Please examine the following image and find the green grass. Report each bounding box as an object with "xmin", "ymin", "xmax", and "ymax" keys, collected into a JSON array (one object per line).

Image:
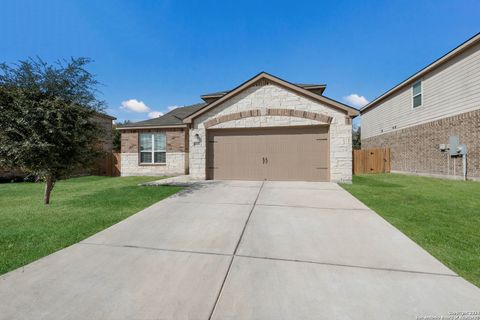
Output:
[
  {"xmin": 0, "ymin": 176, "xmax": 182, "ymax": 275},
  {"xmin": 341, "ymin": 174, "xmax": 480, "ymax": 287}
]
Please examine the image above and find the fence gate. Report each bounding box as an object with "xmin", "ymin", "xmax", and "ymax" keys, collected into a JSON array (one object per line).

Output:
[{"xmin": 353, "ymin": 148, "xmax": 391, "ymax": 175}]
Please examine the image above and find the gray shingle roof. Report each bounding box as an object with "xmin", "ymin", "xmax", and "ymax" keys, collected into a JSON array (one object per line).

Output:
[{"xmin": 119, "ymin": 103, "xmax": 206, "ymax": 128}]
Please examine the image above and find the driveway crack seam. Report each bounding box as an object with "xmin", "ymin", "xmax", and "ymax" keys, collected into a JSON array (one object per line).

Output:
[
  {"xmin": 235, "ymin": 254, "xmax": 459, "ymax": 278},
  {"xmin": 79, "ymin": 242, "xmax": 232, "ymax": 257},
  {"xmin": 207, "ymin": 180, "xmax": 265, "ymax": 320},
  {"xmin": 256, "ymin": 203, "xmax": 372, "ymax": 211}
]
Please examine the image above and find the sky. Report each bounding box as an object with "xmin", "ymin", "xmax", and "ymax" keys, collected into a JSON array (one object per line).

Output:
[{"xmin": 1, "ymin": 0, "xmax": 479, "ymax": 124}]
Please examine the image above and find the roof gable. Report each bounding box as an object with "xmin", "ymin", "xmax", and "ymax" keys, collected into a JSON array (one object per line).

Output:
[{"xmin": 184, "ymin": 72, "xmax": 358, "ymax": 123}]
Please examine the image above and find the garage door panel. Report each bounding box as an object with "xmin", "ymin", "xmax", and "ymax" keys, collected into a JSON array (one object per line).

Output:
[
  {"xmin": 264, "ymin": 128, "xmax": 329, "ymax": 181},
  {"xmin": 207, "ymin": 126, "xmax": 329, "ymax": 181},
  {"xmin": 208, "ymin": 133, "xmax": 266, "ymax": 180}
]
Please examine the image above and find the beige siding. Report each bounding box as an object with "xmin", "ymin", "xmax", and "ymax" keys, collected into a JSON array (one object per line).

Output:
[{"xmin": 362, "ymin": 42, "xmax": 480, "ymax": 139}]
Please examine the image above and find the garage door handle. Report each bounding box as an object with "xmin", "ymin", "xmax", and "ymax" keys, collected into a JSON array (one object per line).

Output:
[
  {"xmin": 262, "ymin": 157, "xmax": 265, "ymax": 164},
  {"xmin": 265, "ymin": 157, "xmax": 268, "ymax": 164}
]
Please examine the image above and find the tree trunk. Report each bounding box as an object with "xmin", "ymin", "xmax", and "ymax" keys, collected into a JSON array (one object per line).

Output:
[{"xmin": 44, "ymin": 176, "xmax": 55, "ymax": 205}]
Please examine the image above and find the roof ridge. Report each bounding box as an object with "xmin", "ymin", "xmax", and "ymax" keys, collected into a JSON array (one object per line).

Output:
[
  {"xmin": 201, "ymin": 83, "xmax": 326, "ymax": 98},
  {"xmin": 118, "ymin": 102, "xmax": 207, "ymax": 129},
  {"xmin": 361, "ymin": 32, "xmax": 480, "ymax": 113}
]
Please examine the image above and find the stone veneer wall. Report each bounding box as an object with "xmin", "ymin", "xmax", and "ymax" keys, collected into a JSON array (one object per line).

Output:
[
  {"xmin": 189, "ymin": 81, "xmax": 353, "ymax": 182},
  {"xmin": 362, "ymin": 109, "xmax": 480, "ymax": 179},
  {"xmin": 120, "ymin": 128, "xmax": 188, "ymax": 176},
  {"xmin": 121, "ymin": 152, "xmax": 186, "ymax": 176}
]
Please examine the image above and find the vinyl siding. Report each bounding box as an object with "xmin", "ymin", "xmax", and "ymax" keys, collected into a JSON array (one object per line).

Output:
[{"xmin": 362, "ymin": 41, "xmax": 480, "ymax": 139}]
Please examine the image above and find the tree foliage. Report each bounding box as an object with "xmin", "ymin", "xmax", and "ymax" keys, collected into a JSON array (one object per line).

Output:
[
  {"xmin": 352, "ymin": 126, "xmax": 361, "ymax": 150},
  {"xmin": 0, "ymin": 57, "xmax": 105, "ymax": 204},
  {"xmin": 112, "ymin": 120, "xmax": 131, "ymax": 152}
]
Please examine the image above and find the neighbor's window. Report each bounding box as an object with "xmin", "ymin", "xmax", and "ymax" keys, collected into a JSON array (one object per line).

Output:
[
  {"xmin": 140, "ymin": 133, "xmax": 166, "ymax": 164},
  {"xmin": 412, "ymin": 81, "xmax": 422, "ymax": 108}
]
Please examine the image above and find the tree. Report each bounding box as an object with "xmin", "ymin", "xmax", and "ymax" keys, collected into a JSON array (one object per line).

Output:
[
  {"xmin": 0, "ymin": 58, "xmax": 105, "ymax": 204},
  {"xmin": 352, "ymin": 126, "xmax": 361, "ymax": 150},
  {"xmin": 112, "ymin": 120, "xmax": 131, "ymax": 152}
]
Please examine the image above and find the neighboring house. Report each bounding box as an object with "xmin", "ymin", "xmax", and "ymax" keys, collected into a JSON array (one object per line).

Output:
[
  {"xmin": 90, "ymin": 112, "xmax": 116, "ymax": 176},
  {"xmin": 0, "ymin": 112, "xmax": 116, "ymax": 179},
  {"xmin": 118, "ymin": 72, "xmax": 358, "ymax": 182},
  {"xmin": 361, "ymin": 33, "xmax": 480, "ymax": 179}
]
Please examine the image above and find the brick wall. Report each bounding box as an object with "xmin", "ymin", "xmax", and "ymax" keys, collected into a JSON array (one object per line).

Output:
[
  {"xmin": 362, "ymin": 109, "xmax": 480, "ymax": 179},
  {"xmin": 121, "ymin": 131, "xmax": 138, "ymax": 153},
  {"xmin": 121, "ymin": 129, "xmax": 186, "ymax": 153},
  {"xmin": 166, "ymin": 130, "xmax": 187, "ymax": 152},
  {"xmin": 94, "ymin": 114, "xmax": 114, "ymax": 152}
]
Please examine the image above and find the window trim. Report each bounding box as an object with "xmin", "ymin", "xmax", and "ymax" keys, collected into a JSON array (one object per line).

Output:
[
  {"xmin": 139, "ymin": 133, "xmax": 166, "ymax": 165},
  {"xmin": 411, "ymin": 80, "xmax": 423, "ymax": 109}
]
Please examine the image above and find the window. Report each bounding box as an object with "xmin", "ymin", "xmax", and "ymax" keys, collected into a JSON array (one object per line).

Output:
[
  {"xmin": 412, "ymin": 81, "xmax": 422, "ymax": 108},
  {"xmin": 140, "ymin": 133, "xmax": 166, "ymax": 164}
]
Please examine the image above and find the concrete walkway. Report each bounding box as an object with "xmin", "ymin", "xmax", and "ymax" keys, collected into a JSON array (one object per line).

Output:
[{"xmin": 0, "ymin": 181, "xmax": 479, "ymax": 319}]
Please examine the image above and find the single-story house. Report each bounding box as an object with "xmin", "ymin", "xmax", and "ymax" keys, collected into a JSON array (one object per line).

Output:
[
  {"xmin": 118, "ymin": 72, "xmax": 359, "ymax": 182},
  {"xmin": 361, "ymin": 33, "xmax": 480, "ymax": 179}
]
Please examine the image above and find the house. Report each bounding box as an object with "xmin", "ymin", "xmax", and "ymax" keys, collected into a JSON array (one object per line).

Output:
[
  {"xmin": 361, "ymin": 33, "xmax": 480, "ymax": 179},
  {"xmin": 118, "ymin": 72, "xmax": 359, "ymax": 182}
]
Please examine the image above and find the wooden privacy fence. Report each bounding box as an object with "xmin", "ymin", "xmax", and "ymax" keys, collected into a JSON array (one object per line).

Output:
[
  {"xmin": 92, "ymin": 152, "xmax": 121, "ymax": 176},
  {"xmin": 111, "ymin": 152, "xmax": 121, "ymax": 176},
  {"xmin": 1, "ymin": 152, "xmax": 122, "ymax": 178},
  {"xmin": 353, "ymin": 148, "xmax": 391, "ymax": 175}
]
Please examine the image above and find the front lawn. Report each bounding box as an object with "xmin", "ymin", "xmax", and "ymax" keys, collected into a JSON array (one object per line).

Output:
[
  {"xmin": 0, "ymin": 176, "xmax": 182, "ymax": 275},
  {"xmin": 341, "ymin": 174, "xmax": 480, "ymax": 287}
]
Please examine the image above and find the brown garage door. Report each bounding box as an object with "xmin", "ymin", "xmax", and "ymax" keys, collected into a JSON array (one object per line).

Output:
[{"xmin": 206, "ymin": 126, "xmax": 329, "ymax": 181}]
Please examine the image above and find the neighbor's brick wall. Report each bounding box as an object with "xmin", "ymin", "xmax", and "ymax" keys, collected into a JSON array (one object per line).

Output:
[
  {"xmin": 1, "ymin": 113, "xmax": 115, "ymax": 178},
  {"xmin": 189, "ymin": 81, "xmax": 353, "ymax": 182},
  {"xmin": 94, "ymin": 114, "xmax": 114, "ymax": 152},
  {"xmin": 120, "ymin": 128, "xmax": 188, "ymax": 176},
  {"xmin": 362, "ymin": 109, "xmax": 480, "ymax": 179}
]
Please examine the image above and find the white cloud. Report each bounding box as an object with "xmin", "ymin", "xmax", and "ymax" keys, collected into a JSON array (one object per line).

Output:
[
  {"xmin": 148, "ymin": 111, "xmax": 164, "ymax": 119},
  {"xmin": 343, "ymin": 94, "xmax": 369, "ymax": 108},
  {"xmin": 120, "ymin": 99, "xmax": 150, "ymax": 113},
  {"xmin": 167, "ymin": 105, "xmax": 182, "ymax": 111}
]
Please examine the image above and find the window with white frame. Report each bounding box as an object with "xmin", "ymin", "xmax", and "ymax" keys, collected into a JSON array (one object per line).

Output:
[
  {"xmin": 139, "ymin": 133, "xmax": 166, "ymax": 164},
  {"xmin": 412, "ymin": 81, "xmax": 422, "ymax": 108}
]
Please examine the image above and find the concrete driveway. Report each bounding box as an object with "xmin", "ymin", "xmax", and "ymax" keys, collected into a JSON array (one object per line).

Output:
[{"xmin": 1, "ymin": 181, "xmax": 479, "ymax": 319}]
